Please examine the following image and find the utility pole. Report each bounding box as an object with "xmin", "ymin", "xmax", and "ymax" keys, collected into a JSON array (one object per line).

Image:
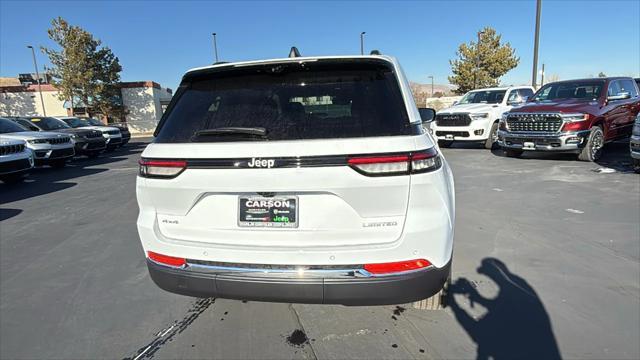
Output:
[
  {"xmin": 540, "ymin": 63, "xmax": 545, "ymax": 86},
  {"xmin": 428, "ymin": 76, "xmax": 434, "ymax": 98},
  {"xmin": 212, "ymin": 33, "xmax": 219, "ymax": 63},
  {"xmin": 27, "ymin": 46, "xmax": 46, "ymax": 116},
  {"xmin": 360, "ymin": 32, "xmax": 366, "ymax": 55},
  {"xmin": 532, "ymin": 0, "xmax": 542, "ymax": 88}
]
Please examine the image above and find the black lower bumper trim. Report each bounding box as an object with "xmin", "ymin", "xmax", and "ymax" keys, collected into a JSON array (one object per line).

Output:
[{"xmin": 146, "ymin": 259, "xmax": 451, "ymax": 305}]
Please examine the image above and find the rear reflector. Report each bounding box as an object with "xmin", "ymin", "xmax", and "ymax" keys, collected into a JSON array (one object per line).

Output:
[
  {"xmin": 139, "ymin": 159, "xmax": 186, "ymax": 178},
  {"xmin": 147, "ymin": 251, "xmax": 186, "ymax": 267},
  {"xmin": 348, "ymin": 148, "xmax": 440, "ymax": 176},
  {"xmin": 364, "ymin": 259, "xmax": 432, "ymax": 275}
]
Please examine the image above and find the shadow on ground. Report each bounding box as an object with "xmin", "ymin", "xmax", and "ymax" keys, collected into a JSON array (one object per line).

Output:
[
  {"xmin": 0, "ymin": 140, "xmax": 148, "ymax": 204},
  {"xmin": 449, "ymin": 258, "xmax": 562, "ymax": 360}
]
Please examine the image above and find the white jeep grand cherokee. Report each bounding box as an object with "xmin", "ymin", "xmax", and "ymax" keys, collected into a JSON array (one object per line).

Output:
[
  {"xmin": 136, "ymin": 53, "xmax": 455, "ymax": 308},
  {"xmin": 432, "ymin": 86, "xmax": 535, "ymax": 149}
]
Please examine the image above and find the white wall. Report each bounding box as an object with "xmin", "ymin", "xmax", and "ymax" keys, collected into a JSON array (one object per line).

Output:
[
  {"xmin": 121, "ymin": 86, "xmax": 172, "ymax": 134},
  {"xmin": 0, "ymin": 90, "xmax": 67, "ymax": 117}
]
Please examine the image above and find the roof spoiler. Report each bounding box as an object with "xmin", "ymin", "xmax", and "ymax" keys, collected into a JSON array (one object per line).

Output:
[{"xmin": 370, "ymin": 50, "xmax": 381, "ymax": 55}]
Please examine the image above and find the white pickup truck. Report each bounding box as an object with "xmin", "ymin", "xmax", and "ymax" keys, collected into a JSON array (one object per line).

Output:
[{"xmin": 432, "ymin": 86, "xmax": 535, "ymax": 149}]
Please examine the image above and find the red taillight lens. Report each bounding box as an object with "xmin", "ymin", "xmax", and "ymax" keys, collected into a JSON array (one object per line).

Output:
[
  {"xmin": 139, "ymin": 159, "xmax": 186, "ymax": 178},
  {"xmin": 364, "ymin": 259, "xmax": 432, "ymax": 275},
  {"xmin": 348, "ymin": 148, "xmax": 440, "ymax": 176},
  {"xmin": 147, "ymin": 251, "xmax": 186, "ymax": 267}
]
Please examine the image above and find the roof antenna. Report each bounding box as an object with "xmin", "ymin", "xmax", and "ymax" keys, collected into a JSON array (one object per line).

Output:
[{"xmin": 289, "ymin": 46, "xmax": 301, "ymax": 58}]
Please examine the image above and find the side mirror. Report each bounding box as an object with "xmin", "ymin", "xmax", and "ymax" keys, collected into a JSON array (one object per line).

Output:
[
  {"xmin": 418, "ymin": 108, "xmax": 436, "ymax": 123},
  {"xmin": 452, "ymin": 101, "xmax": 459, "ymax": 106},
  {"xmin": 607, "ymin": 92, "xmax": 631, "ymax": 101}
]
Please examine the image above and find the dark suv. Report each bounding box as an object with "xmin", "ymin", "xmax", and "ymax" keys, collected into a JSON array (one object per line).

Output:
[
  {"xmin": 498, "ymin": 77, "xmax": 640, "ymax": 161},
  {"xmin": 9, "ymin": 117, "xmax": 106, "ymax": 158}
]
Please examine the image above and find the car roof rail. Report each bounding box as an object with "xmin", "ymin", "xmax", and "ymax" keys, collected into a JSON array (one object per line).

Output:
[
  {"xmin": 289, "ymin": 46, "xmax": 301, "ymax": 58},
  {"xmin": 370, "ymin": 50, "xmax": 382, "ymax": 55}
]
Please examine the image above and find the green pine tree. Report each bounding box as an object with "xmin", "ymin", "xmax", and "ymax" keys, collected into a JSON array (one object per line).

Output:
[{"xmin": 448, "ymin": 27, "xmax": 520, "ymax": 94}]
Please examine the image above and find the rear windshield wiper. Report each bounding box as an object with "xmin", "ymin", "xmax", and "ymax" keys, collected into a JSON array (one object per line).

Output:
[{"xmin": 192, "ymin": 127, "xmax": 268, "ymax": 141}]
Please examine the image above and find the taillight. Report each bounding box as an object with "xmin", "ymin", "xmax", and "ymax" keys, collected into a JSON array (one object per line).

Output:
[
  {"xmin": 348, "ymin": 148, "xmax": 441, "ymax": 176},
  {"xmin": 364, "ymin": 259, "xmax": 432, "ymax": 275},
  {"xmin": 147, "ymin": 251, "xmax": 186, "ymax": 267},
  {"xmin": 139, "ymin": 158, "xmax": 186, "ymax": 178}
]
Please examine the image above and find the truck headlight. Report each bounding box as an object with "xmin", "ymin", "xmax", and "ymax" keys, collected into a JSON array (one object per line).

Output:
[
  {"xmin": 560, "ymin": 113, "xmax": 588, "ymax": 122},
  {"xmin": 470, "ymin": 113, "xmax": 489, "ymax": 120}
]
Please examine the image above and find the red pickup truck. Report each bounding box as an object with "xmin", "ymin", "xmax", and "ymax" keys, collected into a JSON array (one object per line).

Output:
[{"xmin": 498, "ymin": 77, "xmax": 640, "ymax": 161}]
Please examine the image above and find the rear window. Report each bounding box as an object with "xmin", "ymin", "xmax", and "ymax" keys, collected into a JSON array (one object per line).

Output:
[{"xmin": 155, "ymin": 60, "xmax": 414, "ymax": 143}]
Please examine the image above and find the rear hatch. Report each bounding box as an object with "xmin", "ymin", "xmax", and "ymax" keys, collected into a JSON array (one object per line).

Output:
[{"xmin": 141, "ymin": 58, "xmax": 425, "ymax": 248}]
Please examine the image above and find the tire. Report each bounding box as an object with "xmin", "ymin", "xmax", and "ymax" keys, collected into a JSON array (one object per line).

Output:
[
  {"xmin": 0, "ymin": 173, "xmax": 26, "ymax": 184},
  {"xmin": 438, "ymin": 140, "xmax": 453, "ymax": 148},
  {"xmin": 633, "ymin": 159, "xmax": 640, "ymax": 174},
  {"xmin": 50, "ymin": 159, "xmax": 67, "ymax": 168},
  {"xmin": 504, "ymin": 149, "xmax": 523, "ymax": 158},
  {"xmin": 484, "ymin": 122, "xmax": 499, "ymax": 150},
  {"xmin": 578, "ymin": 126, "xmax": 604, "ymax": 162},
  {"xmin": 412, "ymin": 276, "xmax": 450, "ymax": 310}
]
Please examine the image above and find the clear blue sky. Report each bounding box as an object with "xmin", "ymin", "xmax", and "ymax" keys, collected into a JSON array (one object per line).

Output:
[{"xmin": 1, "ymin": 0, "xmax": 639, "ymax": 90}]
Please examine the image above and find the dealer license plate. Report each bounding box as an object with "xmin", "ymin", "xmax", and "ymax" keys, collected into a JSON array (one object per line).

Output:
[{"xmin": 238, "ymin": 196, "xmax": 298, "ymax": 228}]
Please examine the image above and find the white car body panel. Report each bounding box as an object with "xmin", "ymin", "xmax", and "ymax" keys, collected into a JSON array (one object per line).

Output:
[
  {"xmin": 136, "ymin": 55, "xmax": 455, "ymax": 304},
  {"xmin": 432, "ymin": 86, "xmax": 535, "ymax": 142},
  {"xmin": 0, "ymin": 137, "xmax": 34, "ymax": 174},
  {"xmin": 1, "ymin": 131, "xmax": 74, "ymax": 159}
]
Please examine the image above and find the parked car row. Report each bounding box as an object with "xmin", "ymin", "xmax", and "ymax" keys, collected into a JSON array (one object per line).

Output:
[
  {"xmin": 0, "ymin": 116, "xmax": 131, "ymax": 183},
  {"xmin": 424, "ymin": 77, "xmax": 640, "ymax": 171}
]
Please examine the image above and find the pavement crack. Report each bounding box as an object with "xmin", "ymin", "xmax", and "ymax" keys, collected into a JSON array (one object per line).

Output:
[
  {"xmin": 288, "ymin": 304, "xmax": 318, "ymax": 360},
  {"xmin": 122, "ymin": 298, "xmax": 215, "ymax": 360}
]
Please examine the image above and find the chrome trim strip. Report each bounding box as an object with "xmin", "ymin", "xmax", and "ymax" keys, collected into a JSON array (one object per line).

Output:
[{"xmin": 182, "ymin": 261, "xmax": 434, "ymax": 279}]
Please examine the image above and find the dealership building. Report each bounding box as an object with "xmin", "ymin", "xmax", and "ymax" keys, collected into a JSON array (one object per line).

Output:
[{"xmin": 0, "ymin": 76, "xmax": 172, "ymax": 134}]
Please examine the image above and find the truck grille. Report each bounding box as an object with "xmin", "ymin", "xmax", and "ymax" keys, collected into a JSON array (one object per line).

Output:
[
  {"xmin": 436, "ymin": 113, "xmax": 472, "ymax": 127},
  {"xmin": 506, "ymin": 113, "xmax": 563, "ymax": 133},
  {"xmin": 47, "ymin": 137, "xmax": 71, "ymax": 144},
  {"xmin": 0, "ymin": 144, "xmax": 25, "ymax": 156}
]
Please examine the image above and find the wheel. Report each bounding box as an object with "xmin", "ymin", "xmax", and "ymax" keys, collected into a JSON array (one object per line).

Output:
[
  {"xmin": 578, "ymin": 126, "xmax": 604, "ymax": 162},
  {"xmin": 484, "ymin": 122, "xmax": 499, "ymax": 150},
  {"xmin": 412, "ymin": 276, "xmax": 450, "ymax": 310},
  {"xmin": 438, "ymin": 140, "xmax": 454, "ymax": 148},
  {"xmin": 633, "ymin": 159, "xmax": 640, "ymax": 174},
  {"xmin": 504, "ymin": 149, "xmax": 523, "ymax": 158},
  {"xmin": 50, "ymin": 159, "xmax": 67, "ymax": 168},
  {"xmin": 0, "ymin": 173, "xmax": 26, "ymax": 184}
]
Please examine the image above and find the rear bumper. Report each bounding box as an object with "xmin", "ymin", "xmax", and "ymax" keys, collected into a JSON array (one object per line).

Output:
[
  {"xmin": 146, "ymin": 258, "xmax": 451, "ymax": 305},
  {"xmin": 497, "ymin": 130, "xmax": 590, "ymax": 152}
]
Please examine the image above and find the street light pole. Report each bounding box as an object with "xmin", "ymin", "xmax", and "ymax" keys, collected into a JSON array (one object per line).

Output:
[
  {"xmin": 474, "ymin": 30, "xmax": 483, "ymax": 90},
  {"xmin": 360, "ymin": 32, "xmax": 366, "ymax": 55},
  {"xmin": 212, "ymin": 33, "xmax": 219, "ymax": 63},
  {"xmin": 532, "ymin": 0, "xmax": 542, "ymax": 88},
  {"xmin": 27, "ymin": 45, "xmax": 46, "ymax": 116},
  {"xmin": 540, "ymin": 63, "xmax": 545, "ymax": 86}
]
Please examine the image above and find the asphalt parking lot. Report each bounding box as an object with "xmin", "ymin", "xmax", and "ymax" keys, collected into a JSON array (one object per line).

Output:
[{"xmin": 1, "ymin": 138, "xmax": 638, "ymax": 359}]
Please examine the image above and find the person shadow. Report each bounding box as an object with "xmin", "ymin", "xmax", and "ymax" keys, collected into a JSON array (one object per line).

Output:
[{"xmin": 448, "ymin": 258, "xmax": 562, "ymax": 360}]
